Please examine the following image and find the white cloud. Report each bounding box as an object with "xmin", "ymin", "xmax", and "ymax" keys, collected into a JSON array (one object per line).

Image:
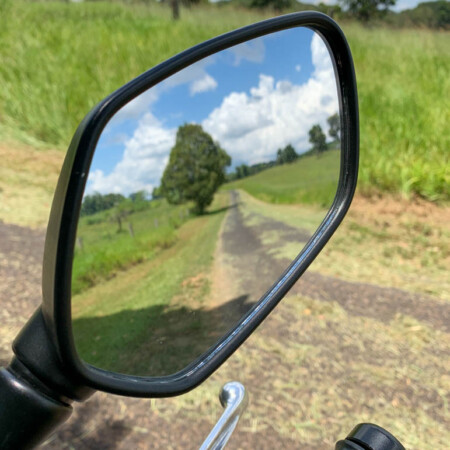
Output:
[
  {"xmin": 202, "ymin": 33, "xmax": 338, "ymax": 166},
  {"xmin": 163, "ymin": 57, "xmax": 219, "ymax": 97},
  {"xmin": 86, "ymin": 33, "xmax": 339, "ymax": 196},
  {"xmin": 295, "ymin": 64, "xmax": 301, "ymax": 72},
  {"xmin": 229, "ymin": 39, "xmax": 265, "ymax": 66},
  {"xmin": 190, "ymin": 73, "xmax": 218, "ymax": 95},
  {"xmin": 112, "ymin": 88, "xmax": 160, "ymax": 123},
  {"xmin": 86, "ymin": 113, "xmax": 176, "ymax": 196}
]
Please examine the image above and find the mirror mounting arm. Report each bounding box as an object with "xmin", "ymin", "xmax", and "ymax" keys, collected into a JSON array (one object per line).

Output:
[
  {"xmin": 12, "ymin": 307, "xmax": 95, "ymax": 402},
  {"xmin": 0, "ymin": 307, "xmax": 96, "ymax": 448},
  {"xmin": 0, "ymin": 365, "xmax": 72, "ymax": 449}
]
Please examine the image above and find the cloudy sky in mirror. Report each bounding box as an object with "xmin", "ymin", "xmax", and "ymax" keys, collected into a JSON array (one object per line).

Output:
[{"xmin": 86, "ymin": 28, "xmax": 338, "ymax": 196}]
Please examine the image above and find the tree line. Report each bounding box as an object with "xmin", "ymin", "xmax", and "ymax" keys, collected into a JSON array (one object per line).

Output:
[
  {"xmin": 158, "ymin": 0, "xmax": 448, "ymax": 28},
  {"xmin": 80, "ymin": 191, "xmax": 150, "ymax": 217}
]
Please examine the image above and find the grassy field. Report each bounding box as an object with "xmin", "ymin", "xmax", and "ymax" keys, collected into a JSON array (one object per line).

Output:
[
  {"xmin": 225, "ymin": 149, "xmax": 340, "ymax": 206},
  {"xmin": 72, "ymin": 193, "xmax": 232, "ymax": 376},
  {"xmin": 73, "ymin": 198, "xmax": 190, "ymax": 294},
  {"xmin": 0, "ymin": 2, "xmax": 448, "ymax": 448},
  {"xmin": 0, "ymin": 1, "xmax": 448, "ymax": 203},
  {"xmin": 343, "ymin": 24, "xmax": 450, "ymax": 201}
]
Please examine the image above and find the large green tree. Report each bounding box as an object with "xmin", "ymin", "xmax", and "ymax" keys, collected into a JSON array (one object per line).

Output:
[{"xmin": 161, "ymin": 124, "xmax": 231, "ymax": 214}]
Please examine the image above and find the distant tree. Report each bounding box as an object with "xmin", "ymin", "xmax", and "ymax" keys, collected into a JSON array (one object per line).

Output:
[
  {"xmin": 129, "ymin": 190, "xmax": 147, "ymax": 203},
  {"xmin": 249, "ymin": 0, "xmax": 292, "ymax": 11},
  {"xmin": 397, "ymin": 1, "xmax": 450, "ymax": 29},
  {"xmin": 152, "ymin": 186, "xmax": 162, "ymax": 199},
  {"xmin": 308, "ymin": 124, "xmax": 327, "ymax": 156},
  {"xmin": 277, "ymin": 144, "xmax": 297, "ymax": 164},
  {"xmin": 340, "ymin": 0, "xmax": 396, "ymax": 21},
  {"xmin": 81, "ymin": 192, "xmax": 125, "ymax": 216},
  {"xmin": 170, "ymin": 0, "xmax": 179, "ymax": 20},
  {"xmin": 327, "ymin": 113, "xmax": 340, "ymax": 141},
  {"xmin": 318, "ymin": 2, "xmax": 343, "ymax": 18},
  {"xmin": 236, "ymin": 164, "xmax": 250, "ymax": 179},
  {"xmin": 109, "ymin": 199, "xmax": 134, "ymax": 233},
  {"xmin": 161, "ymin": 124, "xmax": 231, "ymax": 214}
]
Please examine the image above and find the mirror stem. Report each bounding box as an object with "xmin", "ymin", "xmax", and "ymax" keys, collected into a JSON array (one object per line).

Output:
[{"xmin": 200, "ymin": 381, "xmax": 248, "ymax": 450}]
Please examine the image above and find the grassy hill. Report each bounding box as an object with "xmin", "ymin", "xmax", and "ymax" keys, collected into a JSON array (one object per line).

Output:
[
  {"xmin": 225, "ymin": 149, "xmax": 341, "ymax": 207},
  {"xmin": 0, "ymin": 1, "xmax": 448, "ymax": 207}
]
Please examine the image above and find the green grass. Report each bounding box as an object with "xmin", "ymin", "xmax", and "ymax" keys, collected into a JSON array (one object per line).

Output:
[
  {"xmin": 0, "ymin": 3, "xmax": 448, "ymax": 201},
  {"xmin": 341, "ymin": 23, "xmax": 450, "ymax": 202},
  {"xmin": 0, "ymin": 1, "xmax": 268, "ymax": 147},
  {"xmin": 72, "ymin": 199, "xmax": 189, "ymax": 294},
  {"xmin": 224, "ymin": 150, "xmax": 340, "ymax": 207},
  {"xmin": 72, "ymin": 193, "xmax": 230, "ymax": 375}
]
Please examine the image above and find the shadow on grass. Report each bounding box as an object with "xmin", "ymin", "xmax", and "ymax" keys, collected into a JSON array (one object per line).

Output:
[
  {"xmin": 73, "ymin": 294, "xmax": 254, "ymax": 377},
  {"xmin": 203, "ymin": 203, "xmax": 238, "ymax": 216}
]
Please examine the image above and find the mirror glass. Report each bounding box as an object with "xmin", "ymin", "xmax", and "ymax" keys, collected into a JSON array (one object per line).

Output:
[{"xmin": 71, "ymin": 27, "xmax": 341, "ymax": 377}]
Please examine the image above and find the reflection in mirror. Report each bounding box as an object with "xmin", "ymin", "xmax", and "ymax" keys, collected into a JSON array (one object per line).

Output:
[{"xmin": 72, "ymin": 27, "xmax": 341, "ymax": 377}]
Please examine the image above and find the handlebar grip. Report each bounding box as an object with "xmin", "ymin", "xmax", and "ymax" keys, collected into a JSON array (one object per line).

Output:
[
  {"xmin": 335, "ymin": 423, "xmax": 405, "ymax": 450},
  {"xmin": 0, "ymin": 366, "xmax": 72, "ymax": 449}
]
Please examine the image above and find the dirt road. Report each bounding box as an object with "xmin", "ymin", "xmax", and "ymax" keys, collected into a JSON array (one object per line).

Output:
[{"xmin": 0, "ymin": 192, "xmax": 448, "ymax": 448}]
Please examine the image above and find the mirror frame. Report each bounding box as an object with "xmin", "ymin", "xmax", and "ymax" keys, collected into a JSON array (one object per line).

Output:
[{"xmin": 40, "ymin": 12, "xmax": 358, "ymax": 397}]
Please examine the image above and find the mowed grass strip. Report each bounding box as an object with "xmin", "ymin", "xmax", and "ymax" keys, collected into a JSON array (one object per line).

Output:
[{"xmin": 72, "ymin": 193, "xmax": 229, "ymax": 375}]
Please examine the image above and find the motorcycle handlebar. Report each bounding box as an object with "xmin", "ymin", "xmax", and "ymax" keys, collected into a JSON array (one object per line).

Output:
[{"xmin": 336, "ymin": 423, "xmax": 405, "ymax": 450}]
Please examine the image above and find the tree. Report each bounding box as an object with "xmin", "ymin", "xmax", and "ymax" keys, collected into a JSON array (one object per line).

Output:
[
  {"xmin": 308, "ymin": 124, "xmax": 327, "ymax": 156},
  {"xmin": 236, "ymin": 164, "xmax": 250, "ymax": 179},
  {"xmin": 152, "ymin": 186, "xmax": 162, "ymax": 199},
  {"xmin": 110, "ymin": 200, "xmax": 133, "ymax": 233},
  {"xmin": 129, "ymin": 191, "xmax": 147, "ymax": 203},
  {"xmin": 161, "ymin": 124, "xmax": 231, "ymax": 214},
  {"xmin": 340, "ymin": 0, "xmax": 396, "ymax": 22},
  {"xmin": 80, "ymin": 192, "xmax": 125, "ymax": 216},
  {"xmin": 249, "ymin": 0, "xmax": 292, "ymax": 10},
  {"xmin": 327, "ymin": 113, "xmax": 340, "ymax": 141},
  {"xmin": 277, "ymin": 144, "xmax": 298, "ymax": 165}
]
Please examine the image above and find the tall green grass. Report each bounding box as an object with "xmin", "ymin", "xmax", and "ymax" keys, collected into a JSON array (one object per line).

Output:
[
  {"xmin": 0, "ymin": 1, "xmax": 267, "ymax": 146},
  {"xmin": 0, "ymin": 2, "xmax": 448, "ymax": 201},
  {"xmin": 342, "ymin": 23, "xmax": 449, "ymax": 201}
]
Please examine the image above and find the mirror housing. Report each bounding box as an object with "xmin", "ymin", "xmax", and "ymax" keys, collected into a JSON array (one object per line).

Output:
[{"xmin": 39, "ymin": 12, "xmax": 358, "ymax": 398}]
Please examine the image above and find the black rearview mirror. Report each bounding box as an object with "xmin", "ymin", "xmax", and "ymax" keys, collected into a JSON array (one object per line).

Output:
[
  {"xmin": 39, "ymin": 13, "xmax": 358, "ymax": 397},
  {"xmin": 72, "ymin": 27, "xmax": 342, "ymax": 377}
]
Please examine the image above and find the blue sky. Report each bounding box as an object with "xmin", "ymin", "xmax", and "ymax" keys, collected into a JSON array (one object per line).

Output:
[{"xmin": 86, "ymin": 28, "xmax": 339, "ymax": 196}]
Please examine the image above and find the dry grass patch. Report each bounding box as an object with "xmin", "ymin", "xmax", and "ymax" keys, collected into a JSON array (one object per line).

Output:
[
  {"xmin": 312, "ymin": 194, "xmax": 450, "ymax": 300},
  {"xmin": 155, "ymin": 294, "xmax": 449, "ymax": 448},
  {"xmin": 0, "ymin": 143, "xmax": 63, "ymax": 228}
]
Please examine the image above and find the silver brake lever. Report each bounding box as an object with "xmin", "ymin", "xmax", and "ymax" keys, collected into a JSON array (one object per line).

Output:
[{"xmin": 200, "ymin": 381, "xmax": 248, "ymax": 450}]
